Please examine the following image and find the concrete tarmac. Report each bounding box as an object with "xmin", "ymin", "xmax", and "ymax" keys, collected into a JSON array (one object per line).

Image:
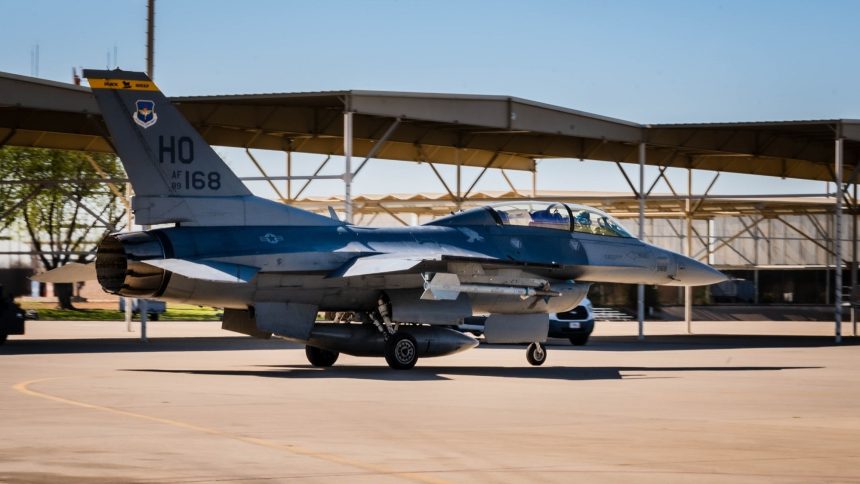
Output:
[{"xmin": 1, "ymin": 320, "xmax": 859, "ymax": 483}]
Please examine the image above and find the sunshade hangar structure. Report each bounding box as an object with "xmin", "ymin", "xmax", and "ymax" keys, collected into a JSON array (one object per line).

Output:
[{"xmin": 1, "ymin": 70, "xmax": 859, "ymax": 340}]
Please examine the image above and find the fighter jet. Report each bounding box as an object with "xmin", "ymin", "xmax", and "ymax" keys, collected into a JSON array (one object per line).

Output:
[{"xmin": 36, "ymin": 69, "xmax": 726, "ymax": 369}]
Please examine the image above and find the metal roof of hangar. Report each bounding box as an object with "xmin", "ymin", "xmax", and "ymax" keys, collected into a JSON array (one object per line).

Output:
[
  {"xmin": 166, "ymin": 90, "xmax": 644, "ymax": 171},
  {"xmin": 646, "ymin": 119, "xmax": 860, "ymax": 181},
  {"xmin": 0, "ymin": 71, "xmax": 641, "ymax": 171},
  {"xmin": 1, "ymin": 70, "xmax": 859, "ymax": 181},
  {"xmin": 0, "ymin": 72, "xmax": 110, "ymax": 152}
]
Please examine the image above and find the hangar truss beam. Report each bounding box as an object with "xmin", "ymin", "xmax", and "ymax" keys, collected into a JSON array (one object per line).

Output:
[{"xmin": 3, "ymin": 71, "xmax": 860, "ymax": 182}]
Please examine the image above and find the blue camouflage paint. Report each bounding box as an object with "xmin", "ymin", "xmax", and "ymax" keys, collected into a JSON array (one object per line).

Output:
[{"xmin": 154, "ymin": 216, "xmax": 591, "ymax": 274}]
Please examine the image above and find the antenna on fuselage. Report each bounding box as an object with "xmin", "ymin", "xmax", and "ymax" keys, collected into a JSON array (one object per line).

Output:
[{"xmin": 328, "ymin": 206, "xmax": 341, "ymax": 222}]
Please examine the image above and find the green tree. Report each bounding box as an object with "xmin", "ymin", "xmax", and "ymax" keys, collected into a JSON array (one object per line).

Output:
[{"xmin": 0, "ymin": 148, "xmax": 127, "ymax": 308}]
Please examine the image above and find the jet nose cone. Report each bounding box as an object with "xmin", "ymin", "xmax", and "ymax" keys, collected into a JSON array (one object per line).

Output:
[{"xmin": 676, "ymin": 256, "xmax": 728, "ymax": 286}]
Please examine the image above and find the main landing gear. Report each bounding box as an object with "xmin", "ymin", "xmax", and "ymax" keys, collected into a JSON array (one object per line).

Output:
[
  {"xmin": 384, "ymin": 332, "xmax": 418, "ymax": 370},
  {"xmin": 526, "ymin": 342, "xmax": 547, "ymax": 366},
  {"xmin": 303, "ymin": 297, "xmax": 422, "ymax": 370},
  {"xmin": 375, "ymin": 296, "xmax": 419, "ymax": 370}
]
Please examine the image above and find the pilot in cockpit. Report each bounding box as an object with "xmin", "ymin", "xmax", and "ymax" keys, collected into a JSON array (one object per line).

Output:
[
  {"xmin": 530, "ymin": 206, "xmax": 566, "ymax": 229},
  {"xmin": 574, "ymin": 211, "xmax": 592, "ymax": 231}
]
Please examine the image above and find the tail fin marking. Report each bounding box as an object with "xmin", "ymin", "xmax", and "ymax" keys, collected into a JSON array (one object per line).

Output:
[
  {"xmin": 82, "ymin": 69, "xmax": 341, "ymax": 227},
  {"xmin": 83, "ymin": 69, "xmax": 250, "ymax": 198}
]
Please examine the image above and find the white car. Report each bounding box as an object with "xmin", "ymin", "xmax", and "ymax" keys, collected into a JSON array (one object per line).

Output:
[
  {"xmin": 458, "ymin": 298, "xmax": 595, "ymax": 346},
  {"xmin": 547, "ymin": 298, "xmax": 595, "ymax": 345}
]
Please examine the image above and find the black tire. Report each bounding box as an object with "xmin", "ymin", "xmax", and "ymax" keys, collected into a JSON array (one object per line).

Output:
[
  {"xmin": 526, "ymin": 342, "xmax": 547, "ymax": 366},
  {"xmin": 305, "ymin": 345, "xmax": 339, "ymax": 367},
  {"xmin": 0, "ymin": 332, "xmax": 7, "ymax": 345},
  {"xmin": 568, "ymin": 335, "xmax": 590, "ymax": 346},
  {"xmin": 384, "ymin": 332, "xmax": 418, "ymax": 370}
]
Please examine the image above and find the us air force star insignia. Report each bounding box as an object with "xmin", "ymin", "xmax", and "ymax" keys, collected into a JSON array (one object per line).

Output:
[
  {"xmin": 133, "ymin": 99, "xmax": 158, "ymax": 128},
  {"xmin": 259, "ymin": 233, "xmax": 284, "ymax": 244}
]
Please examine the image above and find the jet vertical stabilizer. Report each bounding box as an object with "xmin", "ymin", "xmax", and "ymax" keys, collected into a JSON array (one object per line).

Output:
[{"xmin": 83, "ymin": 69, "xmax": 339, "ymax": 227}]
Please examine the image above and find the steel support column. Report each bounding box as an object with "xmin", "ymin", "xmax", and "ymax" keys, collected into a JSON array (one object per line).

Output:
[
  {"xmin": 754, "ymin": 269, "xmax": 760, "ymax": 305},
  {"xmin": 139, "ymin": 299, "xmax": 148, "ymax": 342},
  {"xmin": 286, "ymin": 151, "xmax": 292, "ymax": 201},
  {"xmin": 638, "ymin": 142, "xmax": 646, "ymax": 340},
  {"xmin": 456, "ymin": 149, "xmax": 462, "ymax": 210},
  {"xmin": 344, "ymin": 111, "xmax": 354, "ymax": 223},
  {"xmin": 827, "ymin": 212, "xmax": 833, "ymax": 306},
  {"xmin": 146, "ymin": 0, "xmax": 155, "ymax": 79},
  {"xmin": 853, "ymin": 182, "xmax": 858, "ymax": 336},
  {"xmin": 685, "ymin": 168, "xmax": 693, "ymax": 334},
  {"xmin": 835, "ymin": 137, "xmax": 844, "ymax": 343},
  {"xmin": 707, "ymin": 219, "xmax": 717, "ymax": 266}
]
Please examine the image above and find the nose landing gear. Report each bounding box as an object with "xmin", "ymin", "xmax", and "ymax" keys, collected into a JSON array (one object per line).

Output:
[{"xmin": 526, "ymin": 342, "xmax": 547, "ymax": 366}]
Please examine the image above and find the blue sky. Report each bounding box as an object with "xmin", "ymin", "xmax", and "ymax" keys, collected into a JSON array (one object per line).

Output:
[{"xmin": 1, "ymin": 0, "xmax": 856, "ymax": 198}]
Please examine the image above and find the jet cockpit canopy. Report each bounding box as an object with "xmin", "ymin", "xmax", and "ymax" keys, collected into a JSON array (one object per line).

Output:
[{"xmin": 490, "ymin": 202, "xmax": 633, "ymax": 238}]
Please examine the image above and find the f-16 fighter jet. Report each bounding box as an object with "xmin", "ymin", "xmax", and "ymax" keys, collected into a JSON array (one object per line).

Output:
[{"xmin": 37, "ymin": 69, "xmax": 725, "ymax": 369}]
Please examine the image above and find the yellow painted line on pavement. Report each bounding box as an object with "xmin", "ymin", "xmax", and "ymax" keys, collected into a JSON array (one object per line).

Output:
[{"xmin": 13, "ymin": 377, "xmax": 445, "ymax": 484}]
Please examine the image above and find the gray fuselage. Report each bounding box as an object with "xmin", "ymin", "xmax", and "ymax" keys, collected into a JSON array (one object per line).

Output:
[{"xmin": 102, "ymin": 206, "xmax": 721, "ymax": 319}]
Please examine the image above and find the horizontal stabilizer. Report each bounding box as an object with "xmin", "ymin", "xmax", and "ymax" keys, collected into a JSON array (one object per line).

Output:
[
  {"xmin": 142, "ymin": 259, "xmax": 259, "ymax": 283},
  {"xmin": 31, "ymin": 262, "xmax": 97, "ymax": 283},
  {"xmin": 330, "ymin": 254, "xmax": 425, "ymax": 278}
]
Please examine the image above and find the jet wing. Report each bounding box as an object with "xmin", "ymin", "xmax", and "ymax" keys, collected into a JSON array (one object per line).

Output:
[
  {"xmin": 328, "ymin": 252, "xmax": 546, "ymax": 279},
  {"xmin": 328, "ymin": 254, "xmax": 427, "ymax": 278},
  {"xmin": 142, "ymin": 259, "xmax": 259, "ymax": 283}
]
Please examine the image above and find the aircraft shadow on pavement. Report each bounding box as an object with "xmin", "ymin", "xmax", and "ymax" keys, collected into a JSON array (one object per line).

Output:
[
  {"xmin": 0, "ymin": 337, "xmax": 300, "ymax": 355},
  {"xmin": 124, "ymin": 364, "xmax": 821, "ymax": 382},
  {"xmin": 1, "ymin": 334, "xmax": 857, "ymax": 355},
  {"xmin": 543, "ymin": 334, "xmax": 860, "ymax": 352}
]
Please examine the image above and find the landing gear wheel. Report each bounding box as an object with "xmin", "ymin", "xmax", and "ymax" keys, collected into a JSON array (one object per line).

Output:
[
  {"xmin": 526, "ymin": 342, "xmax": 547, "ymax": 366},
  {"xmin": 385, "ymin": 332, "xmax": 418, "ymax": 370},
  {"xmin": 305, "ymin": 345, "xmax": 339, "ymax": 367}
]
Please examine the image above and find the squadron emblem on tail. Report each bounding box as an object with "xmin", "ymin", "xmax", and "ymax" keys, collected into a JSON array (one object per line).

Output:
[{"xmin": 133, "ymin": 99, "xmax": 157, "ymax": 128}]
